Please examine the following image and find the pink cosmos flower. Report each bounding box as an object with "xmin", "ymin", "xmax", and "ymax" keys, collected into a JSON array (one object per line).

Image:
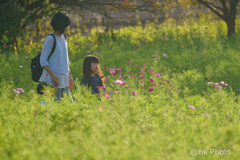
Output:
[
  {"xmin": 110, "ymin": 71, "xmax": 117, "ymax": 75},
  {"xmin": 129, "ymin": 61, "xmax": 134, "ymax": 64},
  {"xmin": 46, "ymin": 73, "xmax": 49, "ymax": 76},
  {"xmin": 136, "ymin": 46, "xmax": 140, "ymax": 48},
  {"xmin": 129, "ymin": 75, "xmax": 134, "ymax": 78},
  {"xmin": 126, "ymin": 85, "xmax": 129, "ymax": 89},
  {"xmin": 189, "ymin": 105, "xmax": 196, "ymax": 110},
  {"xmin": 99, "ymin": 107, "xmax": 104, "ymax": 111},
  {"xmin": 204, "ymin": 112, "xmax": 211, "ymax": 118},
  {"xmin": 163, "ymin": 54, "xmax": 167, "ymax": 57},
  {"xmin": 213, "ymin": 83, "xmax": 218, "ymax": 87},
  {"xmin": 105, "ymin": 93, "xmax": 110, "ymax": 99},
  {"xmin": 208, "ymin": 82, "xmax": 213, "ymax": 84},
  {"xmin": 158, "ymin": 81, "xmax": 163, "ymax": 85},
  {"xmin": 143, "ymin": 64, "xmax": 147, "ymax": 68},
  {"xmin": 218, "ymin": 86, "xmax": 223, "ymax": 89},
  {"xmin": 118, "ymin": 75, "xmax": 123, "ymax": 79},
  {"xmin": 16, "ymin": 91, "xmax": 20, "ymax": 94},
  {"xmin": 3, "ymin": 44, "xmax": 8, "ymax": 48},
  {"xmin": 132, "ymin": 91, "xmax": 137, "ymax": 96},
  {"xmin": 9, "ymin": 91, "xmax": 11, "ymax": 93},
  {"xmin": 175, "ymin": 89, "xmax": 178, "ymax": 92},
  {"xmin": 155, "ymin": 74, "xmax": 160, "ymax": 77},
  {"xmin": 151, "ymin": 83, "xmax": 155, "ymax": 85},
  {"xmin": 25, "ymin": 56, "xmax": 28, "ymax": 59},
  {"xmin": 139, "ymin": 80, "xmax": 144, "ymax": 83},
  {"xmin": 152, "ymin": 54, "xmax": 156, "ymax": 57},
  {"xmin": 142, "ymin": 92, "xmax": 146, "ymax": 94},
  {"xmin": 141, "ymin": 69, "xmax": 143, "ymax": 72},
  {"xmin": 148, "ymin": 88, "xmax": 154, "ymax": 91},
  {"xmin": 220, "ymin": 81, "xmax": 228, "ymax": 86},
  {"xmin": 109, "ymin": 68, "xmax": 115, "ymax": 71},
  {"xmin": 149, "ymin": 78, "xmax": 154, "ymax": 82},
  {"xmin": 135, "ymin": 64, "xmax": 138, "ymax": 67},
  {"xmin": 149, "ymin": 68, "xmax": 153, "ymax": 72},
  {"xmin": 116, "ymin": 68, "xmax": 121, "ymax": 72},
  {"xmin": 121, "ymin": 71, "xmax": 122, "ymax": 74},
  {"xmin": 101, "ymin": 76, "xmax": 104, "ymax": 78},
  {"xmin": 86, "ymin": 51, "xmax": 90, "ymax": 53},
  {"xmin": 163, "ymin": 35, "xmax": 167, "ymax": 39},
  {"xmin": 75, "ymin": 42, "xmax": 79, "ymax": 45},
  {"xmin": 165, "ymin": 80, "xmax": 170, "ymax": 83},
  {"xmin": 94, "ymin": 52, "xmax": 99, "ymax": 55},
  {"xmin": 30, "ymin": 89, "xmax": 33, "ymax": 92},
  {"xmin": 87, "ymin": 43, "xmax": 91, "ymax": 46},
  {"xmin": 168, "ymin": 90, "xmax": 171, "ymax": 92},
  {"xmin": 114, "ymin": 80, "xmax": 125, "ymax": 85},
  {"xmin": 16, "ymin": 54, "xmax": 20, "ymax": 56},
  {"xmin": 139, "ymin": 75, "xmax": 145, "ymax": 78},
  {"xmin": 106, "ymin": 76, "xmax": 109, "ymax": 81},
  {"xmin": 105, "ymin": 68, "xmax": 108, "ymax": 70}
]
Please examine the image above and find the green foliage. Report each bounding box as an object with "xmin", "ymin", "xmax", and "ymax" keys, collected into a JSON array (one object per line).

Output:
[{"xmin": 1, "ymin": 15, "xmax": 240, "ymax": 159}]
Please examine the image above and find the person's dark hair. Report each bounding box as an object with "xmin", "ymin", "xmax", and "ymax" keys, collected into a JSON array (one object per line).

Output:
[
  {"xmin": 51, "ymin": 11, "xmax": 71, "ymax": 34},
  {"xmin": 82, "ymin": 55, "xmax": 105, "ymax": 87}
]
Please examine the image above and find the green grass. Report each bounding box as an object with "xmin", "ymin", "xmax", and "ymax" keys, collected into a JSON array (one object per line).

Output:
[{"xmin": 1, "ymin": 14, "xmax": 240, "ymax": 159}]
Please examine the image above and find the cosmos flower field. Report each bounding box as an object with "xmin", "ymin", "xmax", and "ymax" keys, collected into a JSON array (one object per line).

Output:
[{"xmin": 0, "ymin": 15, "xmax": 240, "ymax": 159}]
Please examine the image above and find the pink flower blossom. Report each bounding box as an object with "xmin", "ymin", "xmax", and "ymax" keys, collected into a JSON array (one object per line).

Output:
[
  {"xmin": 139, "ymin": 80, "xmax": 144, "ymax": 83},
  {"xmin": 25, "ymin": 56, "xmax": 28, "ymax": 59},
  {"xmin": 132, "ymin": 91, "xmax": 137, "ymax": 96},
  {"xmin": 118, "ymin": 75, "xmax": 123, "ymax": 79},
  {"xmin": 204, "ymin": 112, "xmax": 211, "ymax": 118},
  {"xmin": 46, "ymin": 73, "xmax": 49, "ymax": 76},
  {"xmin": 105, "ymin": 93, "xmax": 110, "ymax": 99},
  {"xmin": 99, "ymin": 107, "xmax": 104, "ymax": 111},
  {"xmin": 163, "ymin": 54, "xmax": 167, "ymax": 57},
  {"xmin": 135, "ymin": 64, "xmax": 138, "ymax": 67},
  {"xmin": 126, "ymin": 85, "xmax": 129, "ymax": 89},
  {"xmin": 218, "ymin": 86, "xmax": 223, "ymax": 89},
  {"xmin": 106, "ymin": 76, "xmax": 109, "ymax": 81},
  {"xmin": 143, "ymin": 64, "xmax": 147, "ymax": 68},
  {"xmin": 158, "ymin": 81, "xmax": 163, "ymax": 85},
  {"xmin": 116, "ymin": 68, "xmax": 121, "ymax": 72},
  {"xmin": 220, "ymin": 81, "xmax": 228, "ymax": 86},
  {"xmin": 175, "ymin": 89, "xmax": 178, "ymax": 92},
  {"xmin": 139, "ymin": 75, "xmax": 145, "ymax": 78},
  {"xmin": 152, "ymin": 54, "xmax": 156, "ymax": 57},
  {"xmin": 129, "ymin": 61, "xmax": 134, "ymax": 64},
  {"xmin": 110, "ymin": 71, "xmax": 117, "ymax": 75},
  {"xmin": 213, "ymin": 83, "xmax": 218, "ymax": 87},
  {"xmin": 142, "ymin": 92, "xmax": 146, "ymax": 94},
  {"xmin": 151, "ymin": 83, "xmax": 155, "ymax": 85},
  {"xmin": 86, "ymin": 51, "xmax": 90, "ymax": 53},
  {"xmin": 149, "ymin": 68, "xmax": 153, "ymax": 72},
  {"xmin": 94, "ymin": 52, "xmax": 99, "ymax": 55},
  {"xmin": 114, "ymin": 80, "xmax": 125, "ymax": 85},
  {"xmin": 189, "ymin": 105, "xmax": 196, "ymax": 110},
  {"xmin": 30, "ymin": 89, "xmax": 33, "ymax": 92},
  {"xmin": 148, "ymin": 88, "xmax": 154, "ymax": 91},
  {"xmin": 109, "ymin": 68, "xmax": 115, "ymax": 71},
  {"xmin": 163, "ymin": 35, "xmax": 167, "ymax": 39},
  {"xmin": 165, "ymin": 80, "xmax": 170, "ymax": 83},
  {"xmin": 101, "ymin": 75, "xmax": 104, "ymax": 78},
  {"xmin": 3, "ymin": 44, "xmax": 8, "ymax": 48},
  {"xmin": 129, "ymin": 75, "xmax": 134, "ymax": 78},
  {"xmin": 141, "ymin": 69, "xmax": 143, "ymax": 72},
  {"xmin": 105, "ymin": 68, "xmax": 108, "ymax": 70},
  {"xmin": 121, "ymin": 71, "xmax": 122, "ymax": 74},
  {"xmin": 208, "ymin": 82, "xmax": 213, "ymax": 84},
  {"xmin": 87, "ymin": 43, "xmax": 91, "ymax": 46},
  {"xmin": 168, "ymin": 90, "xmax": 171, "ymax": 92},
  {"xmin": 149, "ymin": 78, "xmax": 154, "ymax": 82},
  {"xmin": 75, "ymin": 42, "xmax": 79, "ymax": 45},
  {"xmin": 9, "ymin": 91, "xmax": 11, "ymax": 93}
]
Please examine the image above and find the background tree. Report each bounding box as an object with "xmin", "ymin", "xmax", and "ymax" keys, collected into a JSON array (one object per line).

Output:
[{"xmin": 194, "ymin": 0, "xmax": 239, "ymax": 37}]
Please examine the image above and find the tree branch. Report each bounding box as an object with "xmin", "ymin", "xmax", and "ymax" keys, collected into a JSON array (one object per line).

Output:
[
  {"xmin": 196, "ymin": 0, "xmax": 225, "ymax": 20},
  {"xmin": 0, "ymin": 0, "xmax": 14, "ymax": 9}
]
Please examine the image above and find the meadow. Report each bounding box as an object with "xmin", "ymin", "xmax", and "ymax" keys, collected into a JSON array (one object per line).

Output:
[{"xmin": 1, "ymin": 14, "xmax": 240, "ymax": 159}]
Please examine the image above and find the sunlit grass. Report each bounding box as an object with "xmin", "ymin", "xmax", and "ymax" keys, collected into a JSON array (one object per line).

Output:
[{"xmin": 0, "ymin": 14, "xmax": 240, "ymax": 159}]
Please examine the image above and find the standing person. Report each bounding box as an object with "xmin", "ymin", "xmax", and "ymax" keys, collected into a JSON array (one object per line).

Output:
[
  {"xmin": 80, "ymin": 55, "xmax": 106, "ymax": 95},
  {"xmin": 39, "ymin": 11, "xmax": 74, "ymax": 102}
]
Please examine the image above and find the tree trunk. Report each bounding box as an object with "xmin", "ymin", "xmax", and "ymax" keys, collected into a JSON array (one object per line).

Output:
[{"xmin": 226, "ymin": 0, "xmax": 238, "ymax": 37}]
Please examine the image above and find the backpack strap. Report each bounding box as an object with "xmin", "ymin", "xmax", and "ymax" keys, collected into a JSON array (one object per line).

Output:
[{"xmin": 47, "ymin": 34, "xmax": 56, "ymax": 60}]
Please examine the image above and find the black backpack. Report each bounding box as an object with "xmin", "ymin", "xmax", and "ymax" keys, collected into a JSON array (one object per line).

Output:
[{"xmin": 31, "ymin": 33, "xmax": 66, "ymax": 82}]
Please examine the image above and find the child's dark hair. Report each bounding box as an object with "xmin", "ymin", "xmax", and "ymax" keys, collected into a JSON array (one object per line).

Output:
[
  {"xmin": 82, "ymin": 55, "xmax": 105, "ymax": 87},
  {"xmin": 51, "ymin": 11, "xmax": 71, "ymax": 34}
]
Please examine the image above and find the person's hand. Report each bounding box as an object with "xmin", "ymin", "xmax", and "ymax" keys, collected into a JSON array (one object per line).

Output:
[
  {"xmin": 68, "ymin": 77, "xmax": 74, "ymax": 90},
  {"xmin": 51, "ymin": 74, "xmax": 60, "ymax": 95}
]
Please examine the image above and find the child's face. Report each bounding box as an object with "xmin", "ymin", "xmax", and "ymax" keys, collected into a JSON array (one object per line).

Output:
[{"xmin": 91, "ymin": 62, "xmax": 99, "ymax": 73}]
